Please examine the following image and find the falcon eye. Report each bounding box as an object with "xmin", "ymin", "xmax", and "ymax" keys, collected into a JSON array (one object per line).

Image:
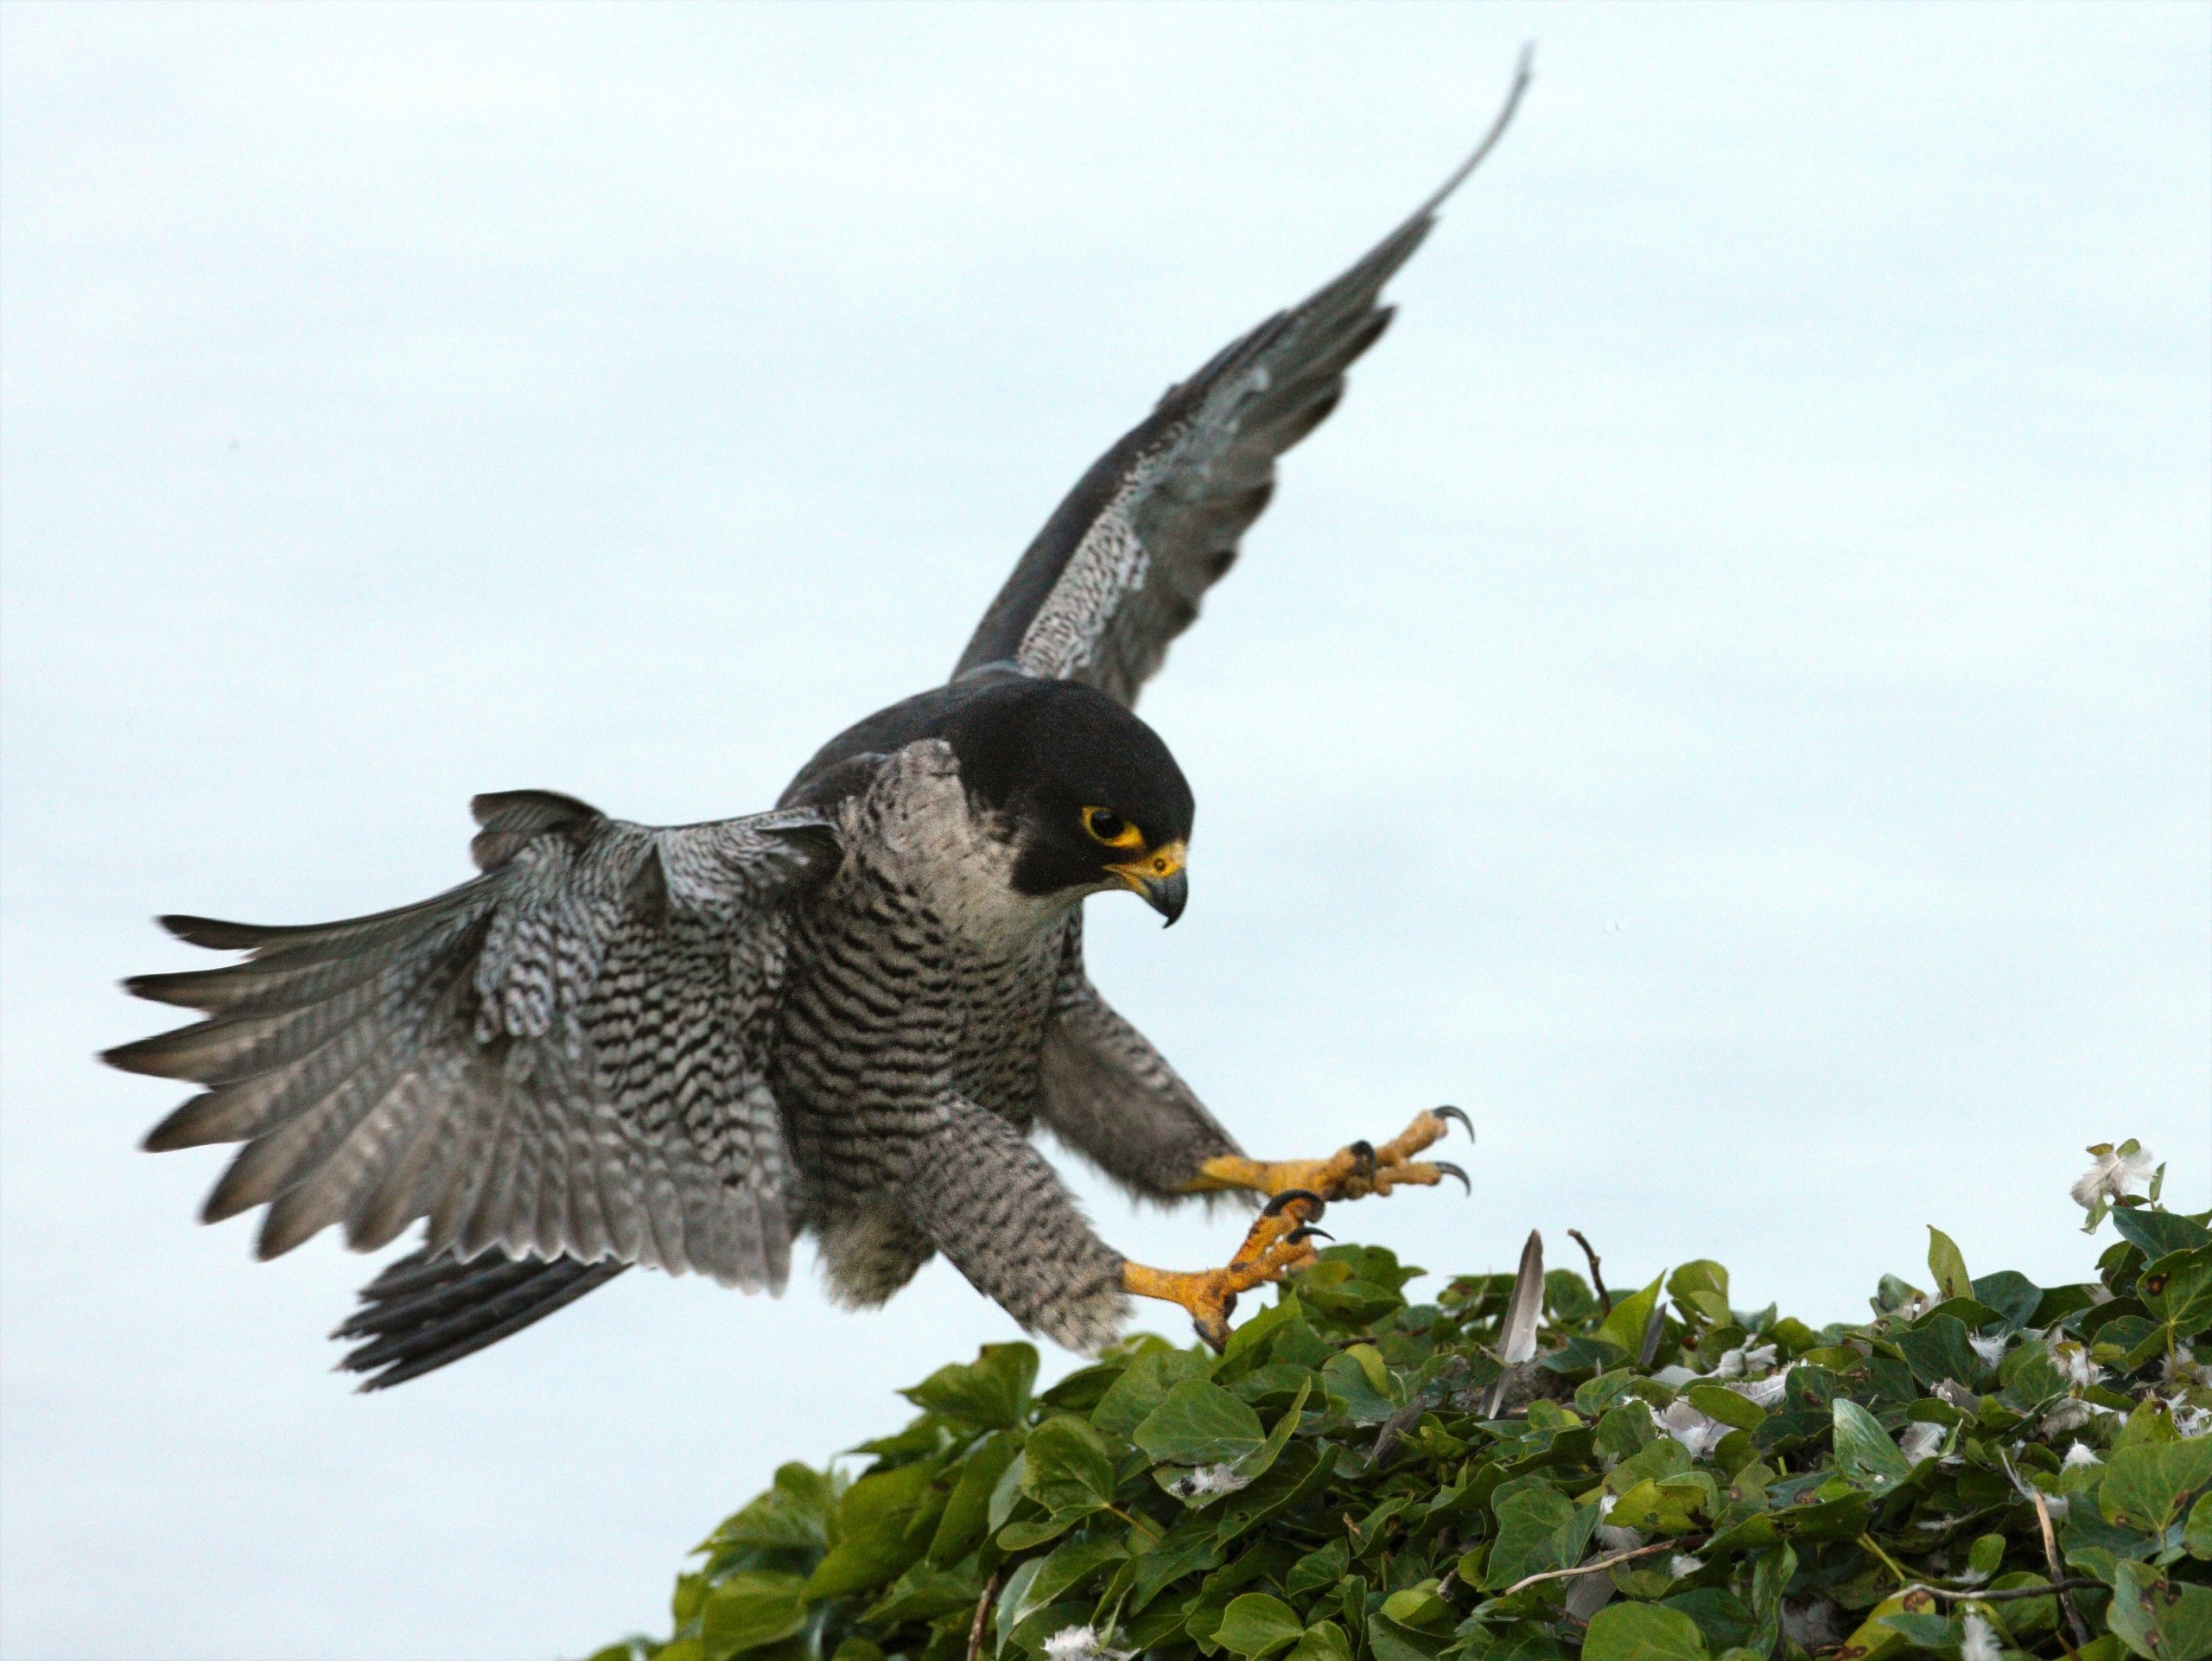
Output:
[{"xmin": 1081, "ymin": 807, "xmax": 1143, "ymax": 850}]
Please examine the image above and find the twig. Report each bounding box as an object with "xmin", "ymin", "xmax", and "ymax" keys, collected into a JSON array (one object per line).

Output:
[
  {"xmin": 967, "ymin": 1569, "xmax": 1001, "ymax": 1661},
  {"xmin": 1568, "ymin": 1230, "xmax": 1611, "ymax": 1314},
  {"xmin": 2005, "ymin": 1451, "xmax": 2089, "ymax": 1657},
  {"xmin": 1500, "ymin": 1537, "xmax": 1688, "ymax": 1597},
  {"xmin": 1908, "ymin": 1581, "xmax": 2103, "ymax": 1603}
]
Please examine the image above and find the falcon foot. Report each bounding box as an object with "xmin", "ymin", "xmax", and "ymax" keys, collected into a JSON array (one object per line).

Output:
[
  {"xmin": 1123, "ymin": 1189, "xmax": 1330, "ymax": 1351},
  {"xmin": 1188, "ymin": 1105, "xmax": 1471, "ymax": 1205}
]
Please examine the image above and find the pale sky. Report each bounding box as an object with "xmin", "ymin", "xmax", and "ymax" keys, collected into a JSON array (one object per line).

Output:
[{"xmin": 3, "ymin": 6, "xmax": 2207, "ymax": 1658}]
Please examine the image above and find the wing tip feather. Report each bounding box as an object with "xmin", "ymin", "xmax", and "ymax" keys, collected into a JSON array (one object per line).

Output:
[
  {"xmin": 158, "ymin": 914, "xmax": 264, "ymax": 951},
  {"xmin": 102, "ymin": 1024, "xmax": 207, "ymax": 1079}
]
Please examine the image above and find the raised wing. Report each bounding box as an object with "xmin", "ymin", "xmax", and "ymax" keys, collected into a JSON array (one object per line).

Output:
[
  {"xmin": 953, "ymin": 54, "xmax": 1530, "ymax": 706},
  {"xmin": 105, "ymin": 790, "xmax": 841, "ymax": 1289}
]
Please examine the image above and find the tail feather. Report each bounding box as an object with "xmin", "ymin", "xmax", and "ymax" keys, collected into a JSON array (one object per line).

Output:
[{"xmin": 334, "ymin": 1244, "xmax": 626, "ymax": 1391}]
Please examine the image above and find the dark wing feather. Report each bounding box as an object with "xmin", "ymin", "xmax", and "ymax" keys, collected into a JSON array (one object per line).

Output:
[
  {"xmin": 110, "ymin": 790, "xmax": 842, "ymax": 1290},
  {"xmin": 329, "ymin": 1244, "xmax": 627, "ymax": 1391},
  {"xmin": 952, "ymin": 54, "xmax": 1531, "ymax": 706}
]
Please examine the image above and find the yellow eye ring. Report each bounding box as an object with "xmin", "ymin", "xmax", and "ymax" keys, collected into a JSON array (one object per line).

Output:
[{"xmin": 1081, "ymin": 807, "xmax": 1145, "ymax": 850}]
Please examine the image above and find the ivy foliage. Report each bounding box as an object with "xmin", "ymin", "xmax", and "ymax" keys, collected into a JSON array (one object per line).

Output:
[{"xmin": 590, "ymin": 1194, "xmax": 2212, "ymax": 1661}]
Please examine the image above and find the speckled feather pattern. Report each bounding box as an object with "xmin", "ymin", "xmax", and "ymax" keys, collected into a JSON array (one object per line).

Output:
[
  {"xmin": 1014, "ymin": 444, "xmax": 1173, "ymax": 682},
  {"xmin": 774, "ymin": 744, "xmax": 1135, "ymax": 1349},
  {"xmin": 118, "ymin": 794, "xmax": 832, "ymax": 1291}
]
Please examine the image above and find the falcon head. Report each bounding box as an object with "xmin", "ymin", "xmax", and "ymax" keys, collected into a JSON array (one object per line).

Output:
[{"xmin": 944, "ymin": 678, "xmax": 1193, "ymax": 923}]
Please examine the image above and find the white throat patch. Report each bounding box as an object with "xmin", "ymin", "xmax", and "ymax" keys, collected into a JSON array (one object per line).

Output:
[{"xmin": 848, "ymin": 741, "xmax": 1077, "ymax": 948}]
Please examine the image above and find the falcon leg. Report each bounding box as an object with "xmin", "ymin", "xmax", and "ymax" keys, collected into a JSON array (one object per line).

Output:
[
  {"xmin": 1122, "ymin": 1190, "xmax": 1329, "ymax": 1352},
  {"xmin": 1182, "ymin": 1106, "xmax": 1471, "ymax": 1204}
]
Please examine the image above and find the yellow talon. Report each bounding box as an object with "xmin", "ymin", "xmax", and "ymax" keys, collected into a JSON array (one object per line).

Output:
[
  {"xmin": 1185, "ymin": 1107, "xmax": 1471, "ymax": 1203},
  {"xmin": 1124, "ymin": 1191, "xmax": 1327, "ymax": 1350}
]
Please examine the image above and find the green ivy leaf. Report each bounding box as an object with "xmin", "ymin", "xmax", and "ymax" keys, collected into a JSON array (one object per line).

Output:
[
  {"xmin": 1217, "ymin": 1594, "xmax": 1306, "ymax": 1659},
  {"xmin": 2101, "ymin": 1438, "xmax": 2212, "ymax": 1533},
  {"xmin": 1878, "ymin": 1611, "xmax": 1959, "ymax": 1651},
  {"xmin": 1020, "ymin": 1415, "xmax": 1116, "ymax": 1518},
  {"xmin": 899, "ymin": 1343, "xmax": 1039, "ymax": 1429},
  {"xmin": 1599, "ymin": 1275, "xmax": 1669, "ymax": 1357},
  {"xmin": 699, "ymin": 1571, "xmax": 807, "ymax": 1658},
  {"xmin": 1969, "ymin": 1270, "xmax": 2046, "ymax": 1331},
  {"xmin": 1286, "ymin": 1620, "xmax": 1353, "ymax": 1661},
  {"xmin": 1891, "ymin": 1315, "xmax": 1984, "ymax": 1390},
  {"xmin": 992, "ymin": 1557, "xmax": 1050, "ymax": 1656},
  {"xmin": 1234, "ymin": 1378, "xmax": 1312, "ymax": 1486},
  {"xmin": 1583, "ymin": 1601, "xmax": 1712, "ymax": 1661},
  {"xmin": 1833, "ymin": 1400, "xmax": 1914, "ymax": 1492},
  {"xmin": 1608, "ymin": 1474, "xmax": 1713, "ymax": 1536},
  {"xmin": 2109, "ymin": 1209, "xmax": 2212, "ymax": 1262},
  {"xmin": 702, "ymin": 1462, "xmax": 840, "ymax": 1555},
  {"xmin": 838, "ymin": 1461, "xmax": 937, "ymax": 1532},
  {"xmin": 986, "ymin": 1449, "xmax": 1027, "ymax": 1533},
  {"xmin": 927, "ymin": 1431, "xmax": 1021, "ymax": 1565},
  {"xmin": 1669, "ymin": 1263, "xmax": 1732, "ymax": 1327},
  {"xmin": 1484, "ymin": 1480, "xmax": 1576, "ymax": 1588},
  {"xmin": 1926, "ymin": 1228, "xmax": 1973, "ymax": 1303},
  {"xmin": 1093, "ymin": 1349, "xmax": 1213, "ymax": 1441},
  {"xmin": 1135, "ymin": 1380, "xmax": 1268, "ymax": 1467},
  {"xmin": 1033, "ymin": 1535, "xmax": 1127, "ymax": 1614},
  {"xmin": 2140, "ymin": 1245, "xmax": 2212, "ymax": 1339},
  {"xmin": 2109, "ymin": 1561, "xmax": 2212, "ymax": 1661},
  {"xmin": 1686, "ymin": 1384, "xmax": 1768, "ymax": 1432},
  {"xmin": 1318, "ymin": 1350, "xmax": 1395, "ymax": 1425},
  {"xmin": 1607, "ymin": 1433, "xmax": 1692, "ymax": 1494},
  {"xmin": 1379, "ymin": 1588, "xmax": 1452, "ymax": 1632},
  {"xmin": 804, "ymin": 1524, "xmax": 928, "ymax": 1602},
  {"xmin": 859, "ymin": 1562, "xmax": 982, "ymax": 1627}
]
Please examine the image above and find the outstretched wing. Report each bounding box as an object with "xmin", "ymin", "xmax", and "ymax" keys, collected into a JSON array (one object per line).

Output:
[
  {"xmin": 106, "ymin": 790, "xmax": 841, "ymax": 1290},
  {"xmin": 952, "ymin": 55, "xmax": 1530, "ymax": 706}
]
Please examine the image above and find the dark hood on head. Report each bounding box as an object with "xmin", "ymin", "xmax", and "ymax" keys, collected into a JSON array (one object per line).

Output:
[{"xmin": 779, "ymin": 670, "xmax": 1192, "ymax": 844}]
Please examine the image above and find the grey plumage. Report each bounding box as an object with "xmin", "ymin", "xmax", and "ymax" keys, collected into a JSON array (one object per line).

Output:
[
  {"xmin": 118, "ymin": 790, "xmax": 835, "ymax": 1289},
  {"xmin": 957, "ymin": 55, "xmax": 1529, "ymax": 707},
  {"xmin": 107, "ymin": 77, "xmax": 1525, "ymax": 1388}
]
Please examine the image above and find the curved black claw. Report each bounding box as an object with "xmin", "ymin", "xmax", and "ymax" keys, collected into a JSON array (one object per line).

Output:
[
  {"xmin": 1263, "ymin": 1187, "xmax": 1326, "ymax": 1219},
  {"xmin": 1430, "ymin": 1161, "xmax": 1471, "ymax": 1194},
  {"xmin": 1287, "ymin": 1225, "xmax": 1334, "ymax": 1245},
  {"xmin": 1348, "ymin": 1140, "xmax": 1377, "ymax": 1181},
  {"xmin": 1432, "ymin": 1105, "xmax": 1473, "ymax": 1140}
]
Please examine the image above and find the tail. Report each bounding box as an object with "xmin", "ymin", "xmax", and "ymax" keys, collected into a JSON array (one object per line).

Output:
[{"xmin": 333, "ymin": 1244, "xmax": 628, "ymax": 1391}]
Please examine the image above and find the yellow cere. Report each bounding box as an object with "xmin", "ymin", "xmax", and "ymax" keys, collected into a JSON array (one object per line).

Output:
[{"xmin": 1112, "ymin": 839, "xmax": 1185, "ymax": 882}]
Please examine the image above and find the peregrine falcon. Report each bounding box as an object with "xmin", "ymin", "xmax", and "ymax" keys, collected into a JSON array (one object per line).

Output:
[{"xmin": 105, "ymin": 67, "xmax": 1528, "ymax": 1389}]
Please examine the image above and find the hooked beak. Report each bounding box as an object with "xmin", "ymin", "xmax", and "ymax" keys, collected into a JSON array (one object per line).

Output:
[{"xmin": 1111, "ymin": 841, "xmax": 1188, "ymax": 926}]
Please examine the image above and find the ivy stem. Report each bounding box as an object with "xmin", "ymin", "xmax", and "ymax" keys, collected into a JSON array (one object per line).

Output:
[
  {"xmin": 1857, "ymin": 1533, "xmax": 1914, "ymax": 1588},
  {"xmin": 967, "ymin": 1569, "xmax": 1001, "ymax": 1661}
]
